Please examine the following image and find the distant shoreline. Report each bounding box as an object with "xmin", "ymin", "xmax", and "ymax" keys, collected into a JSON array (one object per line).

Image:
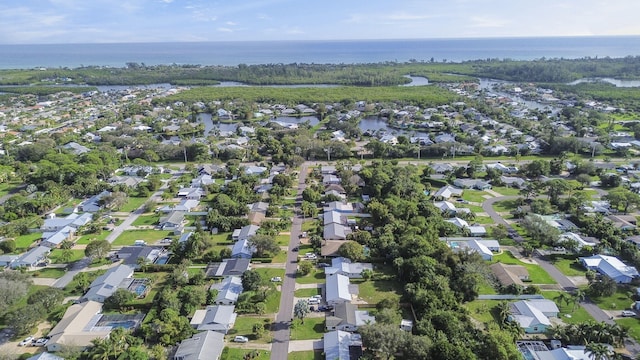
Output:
[{"xmin": 1, "ymin": 36, "xmax": 639, "ymax": 70}]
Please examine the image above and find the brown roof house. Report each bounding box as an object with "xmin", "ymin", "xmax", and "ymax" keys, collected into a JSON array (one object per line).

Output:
[{"xmin": 490, "ymin": 263, "xmax": 530, "ymax": 287}]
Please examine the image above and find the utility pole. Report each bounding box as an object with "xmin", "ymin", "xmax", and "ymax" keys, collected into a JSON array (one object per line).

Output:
[{"xmin": 324, "ymin": 147, "xmax": 332, "ymax": 162}]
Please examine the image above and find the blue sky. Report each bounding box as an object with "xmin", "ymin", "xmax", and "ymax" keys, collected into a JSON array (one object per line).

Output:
[{"xmin": 1, "ymin": 0, "xmax": 639, "ymax": 44}]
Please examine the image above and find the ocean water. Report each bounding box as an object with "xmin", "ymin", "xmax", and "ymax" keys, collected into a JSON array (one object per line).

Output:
[{"xmin": 1, "ymin": 36, "xmax": 639, "ymax": 69}]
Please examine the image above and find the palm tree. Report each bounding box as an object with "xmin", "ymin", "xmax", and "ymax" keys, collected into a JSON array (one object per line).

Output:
[
  {"xmin": 611, "ymin": 324, "xmax": 630, "ymax": 347},
  {"xmin": 495, "ymin": 301, "xmax": 511, "ymax": 325},
  {"xmin": 586, "ymin": 342, "xmax": 613, "ymax": 360},
  {"xmin": 555, "ymin": 292, "xmax": 572, "ymax": 309},
  {"xmin": 572, "ymin": 289, "xmax": 586, "ymax": 311}
]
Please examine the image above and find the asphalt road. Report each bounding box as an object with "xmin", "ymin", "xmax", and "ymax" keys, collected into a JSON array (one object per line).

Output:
[{"xmin": 271, "ymin": 164, "xmax": 309, "ymax": 360}]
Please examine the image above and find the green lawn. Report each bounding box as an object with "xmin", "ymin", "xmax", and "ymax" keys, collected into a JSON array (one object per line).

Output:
[
  {"xmin": 221, "ymin": 348, "xmax": 270, "ymax": 360},
  {"xmin": 76, "ymin": 230, "xmax": 109, "ymax": 244},
  {"xmin": 296, "ymin": 267, "xmax": 326, "ymax": 285},
  {"xmin": 473, "ymin": 216, "xmax": 494, "ymax": 225},
  {"xmin": 464, "ymin": 299, "xmax": 502, "ymax": 324},
  {"xmin": 13, "ymin": 233, "xmax": 41, "ymax": 250},
  {"xmin": 131, "ymin": 214, "xmax": 160, "ymax": 226},
  {"xmin": 492, "ymin": 251, "xmax": 556, "ymax": 284},
  {"xmin": 276, "ymin": 235, "xmax": 291, "ymax": 246},
  {"xmin": 120, "ymin": 197, "xmax": 150, "ymax": 212},
  {"xmin": 49, "ymin": 249, "xmax": 85, "ymax": 264},
  {"xmin": 541, "ymin": 291, "xmax": 594, "ymax": 324},
  {"xmin": 288, "ymin": 351, "xmax": 323, "ymax": 360},
  {"xmin": 272, "ymin": 251, "xmax": 288, "ymax": 263},
  {"xmin": 591, "ymin": 287, "xmax": 635, "ymax": 310},
  {"xmin": 492, "ymin": 186, "xmax": 521, "ymax": 196},
  {"xmin": 290, "ymin": 317, "xmax": 325, "ymax": 340},
  {"xmin": 301, "ymin": 221, "xmax": 315, "ymax": 232},
  {"xmin": 33, "ymin": 268, "xmax": 66, "ymax": 278},
  {"xmin": 353, "ymin": 279, "xmax": 403, "ymax": 304},
  {"xmin": 295, "ymin": 288, "xmax": 322, "ymax": 298},
  {"xmin": 550, "ymin": 258, "xmax": 588, "ymax": 277},
  {"xmin": 477, "ymin": 278, "xmax": 498, "ymax": 295},
  {"xmin": 461, "ymin": 204, "xmax": 485, "ymax": 213},
  {"xmin": 211, "ymin": 232, "xmax": 232, "ymax": 244},
  {"xmin": 113, "ymin": 230, "xmax": 174, "ymax": 246},
  {"xmin": 493, "ymin": 200, "xmax": 519, "ymax": 213},
  {"xmin": 229, "ymin": 316, "xmax": 272, "ymax": 342},
  {"xmin": 615, "ymin": 318, "xmax": 640, "ymax": 343},
  {"xmin": 461, "ymin": 190, "xmax": 490, "ymax": 203}
]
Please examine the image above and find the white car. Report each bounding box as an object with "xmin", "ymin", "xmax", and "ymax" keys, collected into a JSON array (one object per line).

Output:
[
  {"xmin": 32, "ymin": 338, "xmax": 48, "ymax": 347},
  {"xmin": 234, "ymin": 336, "xmax": 249, "ymax": 343},
  {"xmin": 621, "ymin": 310, "xmax": 636, "ymax": 317},
  {"xmin": 311, "ymin": 295, "xmax": 322, "ymax": 299},
  {"xmin": 308, "ymin": 298, "xmax": 320, "ymax": 305},
  {"xmin": 18, "ymin": 336, "xmax": 34, "ymax": 346},
  {"xmin": 270, "ymin": 277, "xmax": 282, "ymax": 282}
]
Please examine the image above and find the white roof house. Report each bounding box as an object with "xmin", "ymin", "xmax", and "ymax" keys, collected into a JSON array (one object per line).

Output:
[
  {"xmin": 559, "ymin": 232, "xmax": 596, "ymax": 249},
  {"xmin": 324, "ymin": 201, "xmax": 354, "ymax": 214},
  {"xmin": 210, "ymin": 276, "xmax": 243, "ymax": 305},
  {"xmin": 324, "ymin": 331, "xmax": 362, "ymax": 360},
  {"xmin": 82, "ymin": 264, "xmax": 135, "ymax": 303},
  {"xmin": 173, "ymin": 331, "xmax": 224, "ymax": 360},
  {"xmin": 46, "ymin": 301, "xmax": 111, "ymax": 352},
  {"xmin": 190, "ymin": 305, "xmax": 237, "ymax": 334},
  {"xmin": 580, "ymin": 254, "xmax": 639, "ymax": 283},
  {"xmin": 433, "ymin": 201, "xmax": 457, "ymax": 214},
  {"xmin": 324, "ymin": 211, "xmax": 345, "ymax": 226},
  {"xmin": 231, "ymin": 239, "xmax": 256, "ymax": 259},
  {"xmin": 433, "ymin": 185, "xmax": 464, "ymax": 200},
  {"xmin": 326, "ymin": 274, "xmax": 353, "ymax": 306},
  {"xmin": 11, "ymin": 246, "xmax": 50, "ymax": 269},
  {"xmin": 325, "ymin": 257, "xmax": 373, "ymax": 278},
  {"xmin": 468, "ymin": 225, "xmax": 487, "ymax": 237},
  {"xmin": 446, "ymin": 217, "xmax": 470, "ymax": 229},
  {"xmin": 324, "ymin": 223, "xmax": 350, "ymax": 240},
  {"xmin": 509, "ymin": 300, "xmax": 557, "ymax": 333},
  {"xmin": 233, "ymin": 225, "xmax": 260, "ymax": 242},
  {"xmin": 452, "ymin": 239, "xmax": 494, "ymax": 261}
]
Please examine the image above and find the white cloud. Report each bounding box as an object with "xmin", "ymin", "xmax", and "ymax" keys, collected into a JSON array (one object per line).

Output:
[
  {"xmin": 217, "ymin": 27, "xmax": 233, "ymax": 33},
  {"xmin": 226, "ymin": 21, "xmax": 237, "ymax": 26}
]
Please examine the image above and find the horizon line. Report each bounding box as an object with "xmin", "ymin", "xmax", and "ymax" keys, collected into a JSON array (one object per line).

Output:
[{"xmin": 2, "ymin": 34, "xmax": 640, "ymax": 46}]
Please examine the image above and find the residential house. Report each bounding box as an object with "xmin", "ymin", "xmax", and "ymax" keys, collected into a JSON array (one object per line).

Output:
[
  {"xmin": 78, "ymin": 190, "xmax": 111, "ymax": 212},
  {"xmin": 27, "ymin": 353, "xmax": 64, "ymax": 360},
  {"xmin": 490, "ymin": 263, "xmax": 530, "ymax": 287},
  {"xmin": 159, "ymin": 200, "xmax": 199, "ymax": 213},
  {"xmin": 62, "ymin": 142, "xmax": 90, "ymax": 155},
  {"xmin": 159, "ymin": 211, "xmax": 185, "ymax": 231},
  {"xmin": 450, "ymin": 239, "xmax": 493, "ymax": 260},
  {"xmin": 324, "ymin": 211, "xmax": 346, "ymax": 227},
  {"xmin": 190, "ymin": 305, "xmax": 237, "ymax": 334},
  {"xmin": 509, "ymin": 299, "xmax": 558, "ymax": 334},
  {"xmin": 326, "ymin": 274, "xmax": 354, "ymax": 306},
  {"xmin": 46, "ymin": 301, "xmax": 111, "ymax": 352},
  {"xmin": 173, "ymin": 331, "xmax": 225, "ymax": 360},
  {"xmin": 433, "ymin": 185, "xmax": 464, "ymax": 200},
  {"xmin": 11, "ymin": 246, "xmax": 50, "ymax": 269},
  {"xmin": 325, "ymin": 302, "xmax": 376, "ymax": 331},
  {"xmin": 321, "ymin": 166, "xmax": 337, "ymax": 175},
  {"xmin": 485, "ymin": 163, "xmax": 519, "ymax": 174},
  {"xmin": 244, "ymin": 166, "xmax": 267, "ymax": 176},
  {"xmin": 198, "ymin": 164, "xmax": 227, "ymax": 177},
  {"xmin": 580, "ymin": 254, "xmax": 639, "ymax": 283},
  {"xmin": 430, "ymin": 163, "xmax": 454, "ymax": 174},
  {"xmin": 608, "ymin": 214, "xmax": 637, "ymax": 231},
  {"xmin": 323, "ymin": 174, "xmax": 342, "ymax": 185},
  {"xmin": 324, "ymin": 201, "xmax": 354, "ymax": 214},
  {"xmin": 324, "ymin": 223, "xmax": 350, "ymax": 240},
  {"xmin": 205, "ymin": 258, "xmax": 251, "ymax": 278},
  {"xmin": 445, "ymin": 217, "xmax": 470, "ymax": 229},
  {"xmin": 177, "ymin": 187, "xmax": 204, "ymax": 200},
  {"xmin": 325, "ymin": 257, "xmax": 373, "ymax": 278},
  {"xmin": 232, "ymin": 225, "xmax": 260, "ymax": 242},
  {"xmin": 116, "ymin": 246, "xmax": 163, "ymax": 268},
  {"xmin": 210, "ymin": 276, "xmax": 243, "ymax": 305},
  {"xmin": 323, "ymin": 331, "xmax": 363, "ymax": 360},
  {"xmin": 42, "ymin": 213, "xmax": 93, "ymax": 232},
  {"xmin": 468, "ymin": 225, "xmax": 487, "ymax": 237},
  {"xmin": 41, "ymin": 226, "xmax": 75, "ymax": 248},
  {"xmin": 500, "ymin": 176, "xmax": 526, "ymax": 188},
  {"xmin": 82, "ymin": 264, "xmax": 135, "ymax": 303},
  {"xmin": 231, "ymin": 239, "xmax": 256, "ymax": 259},
  {"xmin": 191, "ymin": 175, "xmax": 214, "ymax": 188},
  {"xmin": 559, "ymin": 232, "xmax": 596, "ymax": 249},
  {"xmin": 516, "ymin": 341, "xmax": 604, "ymax": 360},
  {"xmin": 0, "ymin": 254, "xmax": 18, "ymax": 268},
  {"xmin": 434, "ymin": 133, "xmax": 456, "ymax": 143},
  {"xmin": 453, "ymin": 178, "xmax": 492, "ymax": 190}
]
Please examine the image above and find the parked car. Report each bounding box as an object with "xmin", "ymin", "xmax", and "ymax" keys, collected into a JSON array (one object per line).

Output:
[
  {"xmin": 270, "ymin": 277, "xmax": 282, "ymax": 282},
  {"xmin": 32, "ymin": 338, "xmax": 48, "ymax": 347},
  {"xmin": 233, "ymin": 336, "xmax": 249, "ymax": 343},
  {"xmin": 311, "ymin": 295, "xmax": 322, "ymax": 299},
  {"xmin": 622, "ymin": 310, "xmax": 636, "ymax": 317},
  {"xmin": 317, "ymin": 263, "xmax": 330, "ymax": 268},
  {"xmin": 18, "ymin": 337, "xmax": 34, "ymax": 346},
  {"xmin": 308, "ymin": 298, "xmax": 320, "ymax": 305},
  {"xmin": 318, "ymin": 305, "xmax": 333, "ymax": 312},
  {"xmin": 292, "ymin": 247, "xmax": 299, "ymax": 252}
]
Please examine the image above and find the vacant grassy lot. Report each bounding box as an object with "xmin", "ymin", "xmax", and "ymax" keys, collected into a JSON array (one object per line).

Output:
[
  {"xmin": 230, "ymin": 316, "xmax": 272, "ymax": 342},
  {"xmin": 461, "ymin": 190, "xmax": 490, "ymax": 203},
  {"xmin": 49, "ymin": 249, "xmax": 85, "ymax": 264},
  {"xmin": 464, "ymin": 299, "xmax": 502, "ymax": 324},
  {"xmin": 492, "ymin": 186, "xmax": 521, "ymax": 196},
  {"xmin": 542, "ymin": 290, "xmax": 594, "ymax": 324},
  {"xmin": 591, "ymin": 287, "xmax": 635, "ymax": 311},
  {"xmin": 221, "ymin": 348, "xmax": 270, "ymax": 360},
  {"xmin": 211, "ymin": 232, "xmax": 232, "ymax": 244},
  {"xmin": 353, "ymin": 279, "xmax": 403, "ymax": 304},
  {"xmin": 295, "ymin": 288, "xmax": 322, "ymax": 298},
  {"xmin": 615, "ymin": 317, "xmax": 640, "ymax": 343},
  {"xmin": 131, "ymin": 214, "xmax": 160, "ymax": 226},
  {"xmin": 290, "ymin": 317, "xmax": 325, "ymax": 340},
  {"xmin": 14, "ymin": 232, "xmax": 41, "ymax": 250},
  {"xmin": 288, "ymin": 351, "xmax": 323, "ymax": 360},
  {"xmin": 113, "ymin": 230, "xmax": 174, "ymax": 246},
  {"xmin": 276, "ymin": 235, "xmax": 291, "ymax": 246},
  {"xmin": 493, "ymin": 199, "xmax": 519, "ymax": 213},
  {"xmin": 550, "ymin": 258, "xmax": 588, "ymax": 277},
  {"xmin": 33, "ymin": 268, "xmax": 66, "ymax": 279},
  {"xmin": 76, "ymin": 230, "xmax": 110, "ymax": 244},
  {"xmin": 296, "ymin": 267, "xmax": 326, "ymax": 285},
  {"xmin": 120, "ymin": 197, "xmax": 149, "ymax": 212},
  {"xmin": 473, "ymin": 216, "xmax": 494, "ymax": 225},
  {"xmin": 492, "ymin": 251, "xmax": 556, "ymax": 284}
]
